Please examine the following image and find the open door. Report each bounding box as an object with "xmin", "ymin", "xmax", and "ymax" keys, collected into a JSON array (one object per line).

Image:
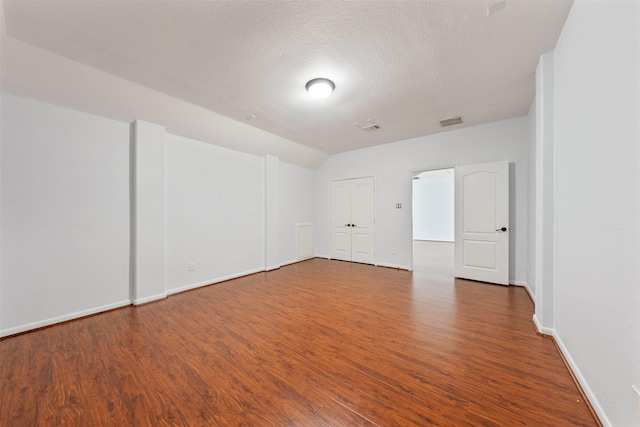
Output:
[{"xmin": 454, "ymin": 161, "xmax": 509, "ymax": 285}]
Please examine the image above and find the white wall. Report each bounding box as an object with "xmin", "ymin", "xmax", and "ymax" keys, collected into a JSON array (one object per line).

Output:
[
  {"xmin": 0, "ymin": 92, "xmax": 320, "ymax": 335},
  {"xmin": 165, "ymin": 133, "xmax": 265, "ymax": 294},
  {"xmin": 533, "ymin": 52, "xmax": 556, "ymax": 331},
  {"xmin": 412, "ymin": 170, "xmax": 454, "ymax": 241},
  {"xmin": 316, "ymin": 116, "xmax": 529, "ymax": 283},
  {"xmin": 552, "ymin": 1, "xmax": 640, "ymax": 425},
  {"xmin": 131, "ymin": 120, "xmax": 166, "ymax": 304},
  {"xmin": 527, "ymin": 97, "xmax": 536, "ymax": 298},
  {"xmin": 278, "ymin": 162, "xmax": 316, "ymax": 265},
  {"xmin": 1, "ymin": 93, "xmax": 130, "ymax": 335}
]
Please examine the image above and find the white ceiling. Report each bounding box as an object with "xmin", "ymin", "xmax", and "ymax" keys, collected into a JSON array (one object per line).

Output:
[{"xmin": 1, "ymin": 0, "xmax": 572, "ymax": 161}]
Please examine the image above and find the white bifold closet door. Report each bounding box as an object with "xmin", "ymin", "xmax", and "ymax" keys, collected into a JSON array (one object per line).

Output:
[{"xmin": 329, "ymin": 177, "xmax": 375, "ymax": 264}]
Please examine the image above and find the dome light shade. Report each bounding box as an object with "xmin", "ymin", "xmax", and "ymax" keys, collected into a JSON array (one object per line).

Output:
[{"xmin": 305, "ymin": 78, "xmax": 335, "ymax": 99}]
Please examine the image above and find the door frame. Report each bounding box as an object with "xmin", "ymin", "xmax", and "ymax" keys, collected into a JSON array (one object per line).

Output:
[{"xmin": 409, "ymin": 166, "xmax": 456, "ymax": 272}]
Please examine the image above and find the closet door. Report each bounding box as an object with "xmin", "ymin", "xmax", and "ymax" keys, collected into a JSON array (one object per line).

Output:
[
  {"xmin": 329, "ymin": 180, "xmax": 352, "ymax": 261},
  {"xmin": 329, "ymin": 177, "xmax": 375, "ymax": 264},
  {"xmin": 350, "ymin": 177, "xmax": 375, "ymax": 264}
]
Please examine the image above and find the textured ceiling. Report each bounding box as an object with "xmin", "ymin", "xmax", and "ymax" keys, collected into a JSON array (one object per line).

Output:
[{"xmin": 1, "ymin": 0, "xmax": 572, "ymax": 157}]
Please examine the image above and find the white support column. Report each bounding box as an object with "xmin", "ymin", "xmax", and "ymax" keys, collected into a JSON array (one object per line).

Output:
[
  {"xmin": 265, "ymin": 155, "xmax": 279, "ymax": 271},
  {"xmin": 533, "ymin": 52, "xmax": 555, "ymax": 334},
  {"xmin": 130, "ymin": 120, "xmax": 166, "ymax": 304}
]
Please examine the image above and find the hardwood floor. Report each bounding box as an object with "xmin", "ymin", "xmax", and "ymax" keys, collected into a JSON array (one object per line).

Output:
[
  {"xmin": 0, "ymin": 258, "xmax": 598, "ymax": 426},
  {"xmin": 413, "ymin": 240, "xmax": 454, "ymax": 277}
]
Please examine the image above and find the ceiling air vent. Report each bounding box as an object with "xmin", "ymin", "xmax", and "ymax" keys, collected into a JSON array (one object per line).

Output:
[
  {"xmin": 362, "ymin": 123, "xmax": 381, "ymax": 132},
  {"xmin": 439, "ymin": 116, "xmax": 463, "ymax": 127}
]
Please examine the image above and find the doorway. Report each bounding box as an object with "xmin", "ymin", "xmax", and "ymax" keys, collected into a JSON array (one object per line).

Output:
[{"xmin": 411, "ymin": 168, "xmax": 455, "ymax": 276}]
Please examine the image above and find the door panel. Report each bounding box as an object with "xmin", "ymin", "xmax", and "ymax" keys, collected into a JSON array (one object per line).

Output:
[
  {"xmin": 351, "ymin": 177, "xmax": 375, "ymax": 264},
  {"xmin": 329, "ymin": 181, "xmax": 351, "ymax": 261},
  {"xmin": 455, "ymin": 161, "xmax": 509, "ymax": 285},
  {"xmin": 462, "ymin": 240, "xmax": 497, "ymax": 269},
  {"xmin": 463, "ymin": 172, "xmax": 498, "ymax": 233},
  {"xmin": 333, "ymin": 231, "xmax": 350, "ymax": 255}
]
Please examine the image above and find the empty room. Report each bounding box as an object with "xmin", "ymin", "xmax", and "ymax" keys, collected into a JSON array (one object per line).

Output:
[{"xmin": 1, "ymin": 1, "xmax": 638, "ymax": 426}]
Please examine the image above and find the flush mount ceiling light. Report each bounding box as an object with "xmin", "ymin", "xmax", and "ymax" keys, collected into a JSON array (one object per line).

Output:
[{"xmin": 305, "ymin": 78, "xmax": 335, "ymax": 99}]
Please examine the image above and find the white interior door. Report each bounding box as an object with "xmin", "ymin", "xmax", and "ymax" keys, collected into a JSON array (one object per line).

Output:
[
  {"xmin": 329, "ymin": 180, "xmax": 351, "ymax": 261},
  {"xmin": 329, "ymin": 177, "xmax": 375, "ymax": 264},
  {"xmin": 350, "ymin": 177, "xmax": 375, "ymax": 264},
  {"xmin": 454, "ymin": 161, "xmax": 509, "ymax": 285}
]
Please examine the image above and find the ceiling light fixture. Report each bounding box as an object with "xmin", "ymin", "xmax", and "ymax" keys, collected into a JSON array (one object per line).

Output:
[{"xmin": 305, "ymin": 78, "xmax": 335, "ymax": 99}]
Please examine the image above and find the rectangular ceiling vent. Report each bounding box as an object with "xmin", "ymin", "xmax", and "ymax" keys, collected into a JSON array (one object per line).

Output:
[
  {"xmin": 361, "ymin": 123, "xmax": 381, "ymax": 132},
  {"xmin": 439, "ymin": 116, "xmax": 463, "ymax": 127}
]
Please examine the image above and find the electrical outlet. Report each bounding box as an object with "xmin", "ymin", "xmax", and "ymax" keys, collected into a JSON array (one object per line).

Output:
[
  {"xmin": 633, "ymin": 385, "xmax": 640, "ymax": 421},
  {"xmin": 188, "ymin": 262, "xmax": 195, "ymax": 271}
]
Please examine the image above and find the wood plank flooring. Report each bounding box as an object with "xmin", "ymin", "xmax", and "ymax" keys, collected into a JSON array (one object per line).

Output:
[
  {"xmin": 413, "ymin": 240, "xmax": 454, "ymax": 277},
  {"xmin": 0, "ymin": 258, "xmax": 598, "ymax": 426}
]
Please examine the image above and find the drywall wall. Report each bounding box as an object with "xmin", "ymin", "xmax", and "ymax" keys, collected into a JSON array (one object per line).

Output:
[
  {"xmin": 131, "ymin": 120, "xmax": 166, "ymax": 304},
  {"xmin": 316, "ymin": 116, "xmax": 529, "ymax": 283},
  {"xmin": 265, "ymin": 155, "xmax": 279, "ymax": 270},
  {"xmin": 278, "ymin": 162, "xmax": 316, "ymax": 265},
  {"xmin": 0, "ymin": 93, "xmax": 130, "ymax": 335},
  {"xmin": 533, "ymin": 52, "xmax": 556, "ymax": 332},
  {"xmin": 527, "ymin": 97, "xmax": 536, "ymax": 299},
  {"xmin": 164, "ymin": 133, "xmax": 265, "ymax": 294},
  {"xmin": 0, "ymin": 92, "xmax": 317, "ymax": 334},
  {"xmin": 552, "ymin": 1, "xmax": 640, "ymax": 425}
]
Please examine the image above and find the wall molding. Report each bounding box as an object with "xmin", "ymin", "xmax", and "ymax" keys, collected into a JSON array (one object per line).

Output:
[
  {"xmin": 551, "ymin": 331, "xmax": 609, "ymax": 426},
  {"xmin": 132, "ymin": 292, "xmax": 167, "ymax": 306},
  {"xmin": 0, "ymin": 299, "xmax": 131, "ymax": 338},
  {"xmin": 530, "ymin": 317, "xmax": 608, "ymax": 427},
  {"xmin": 376, "ymin": 262, "xmax": 411, "ymax": 271},
  {"xmin": 165, "ymin": 267, "xmax": 266, "ymax": 296},
  {"xmin": 280, "ymin": 256, "xmax": 315, "ymax": 267},
  {"xmin": 532, "ymin": 314, "xmax": 553, "ymax": 336},
  {"xmin": 510, "ymin": 280, "xmax": 535, "ymax": 303}
]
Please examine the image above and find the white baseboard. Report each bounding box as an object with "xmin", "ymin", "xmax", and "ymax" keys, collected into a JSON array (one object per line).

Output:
[
  {"xmin": 530, "ymin": 315, "xmax": 609, "ymax": 425},
  {"xmin": 531, "ymin": 314, "xmax": 554, "ymax": 336},
  {"xmin": 165, "ymin": 267, "xmax": 266, "ymax": 296},
  {"xmin": 0, "ymin": 299, "xmax": 131, "ymax": 338},
  {"xmin": 510, "ymin": 280, "xmax": 536, "ymax": 303},
  {"xmin": 376, "ymin": 262, "xmax": 411, "ymax": 271},
  {"xmin": 280, "ymin": 256, "xmax": 315, "ymax": 267},
  {"xmin": 552, "ymin": 331, "xmax": 611, "ymax": 426},
  {"xmin": 132, "ymin": 292, "xmax": 167, "ymax": 305},
  {"xmin": 265, "ymin": 265, "xmax": 280, "ymax": 272}
]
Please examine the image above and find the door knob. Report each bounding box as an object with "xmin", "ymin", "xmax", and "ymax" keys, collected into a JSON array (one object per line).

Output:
[{"xmin": 496, "ymin": 227, "xmax": 507, "ymax": 232}]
